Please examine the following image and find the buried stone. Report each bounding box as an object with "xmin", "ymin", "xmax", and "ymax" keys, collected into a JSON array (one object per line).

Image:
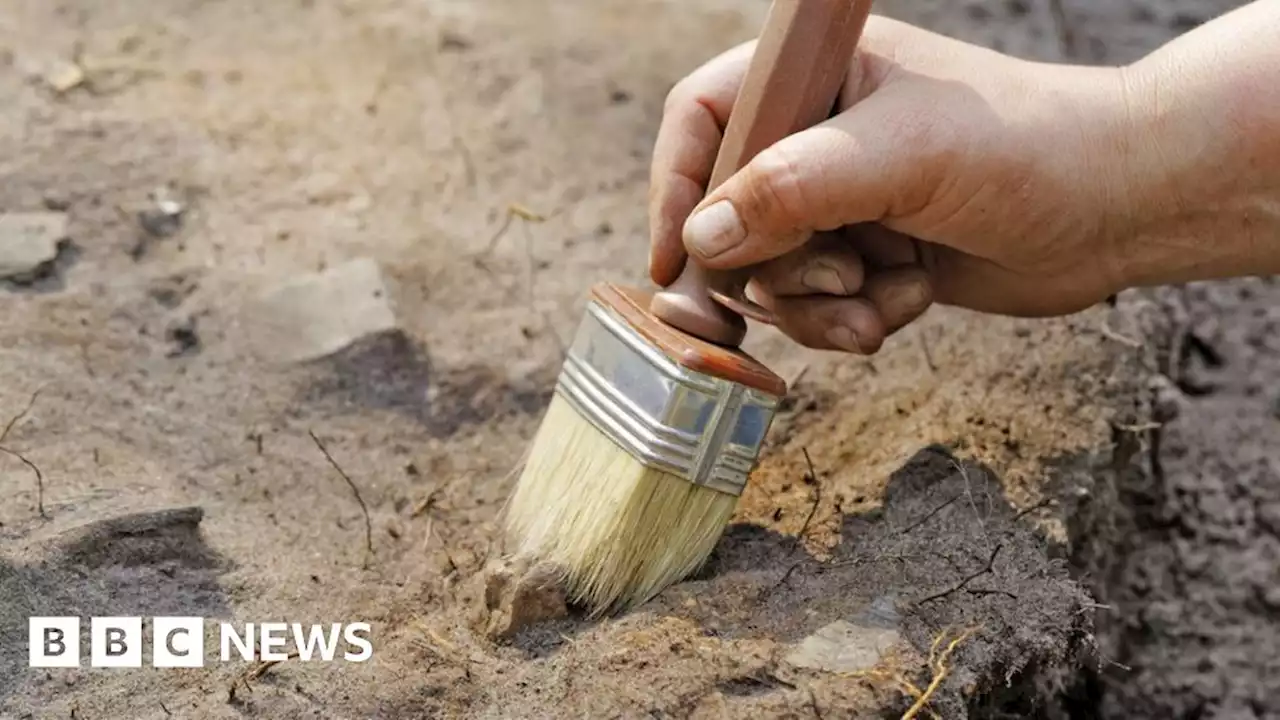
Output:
[
  {"xmin": 784, "ymin": 594, "xmax": 904, "ymax": 674},
  {"xmin": 0, "ymin": 212, "xmax": 67, "ymax": 281},
  {"xmin": 242, "ymin": 257, "xmax": 398, "ymax": 363}
]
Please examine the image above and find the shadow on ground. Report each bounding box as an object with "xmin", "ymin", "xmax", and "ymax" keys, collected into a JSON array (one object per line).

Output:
[
  {"xmin": 0, "ymin": 507, "xmax": 232, "ymax": 706},
  {"xmin": 301, "ymin": 331, "xmax": 554, "ymax": 437}
]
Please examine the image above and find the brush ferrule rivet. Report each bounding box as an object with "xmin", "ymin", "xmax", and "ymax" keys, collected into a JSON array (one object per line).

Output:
[{"xmin": 554, "ymin": 300, "xmax": 780, "ymax": 497}]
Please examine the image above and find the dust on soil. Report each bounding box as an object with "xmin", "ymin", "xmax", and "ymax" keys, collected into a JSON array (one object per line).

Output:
[{"xmin": 0, "ymin": 0, "xmax": 1267, "ymax": 718}]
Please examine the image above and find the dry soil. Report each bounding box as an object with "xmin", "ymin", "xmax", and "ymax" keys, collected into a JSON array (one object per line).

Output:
[{"xmin": 0, "ymin": 0, "xmax": 1271, "ymax": 718}]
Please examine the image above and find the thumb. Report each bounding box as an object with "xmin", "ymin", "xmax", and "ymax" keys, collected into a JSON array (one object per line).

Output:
[{"xmin": 681, "ymin": 94, "xmax": 928, "ymax": 269}]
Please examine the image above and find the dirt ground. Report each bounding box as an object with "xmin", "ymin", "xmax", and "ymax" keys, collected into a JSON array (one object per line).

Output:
[{"xmin": 0, "ymin": 0, "xmax": 1270, "ymax": 718}]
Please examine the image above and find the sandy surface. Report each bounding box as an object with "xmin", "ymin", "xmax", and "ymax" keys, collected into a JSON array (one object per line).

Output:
[{"xmin": 0, "ymin": 0, "xmax": 1269, "ymax": 718}]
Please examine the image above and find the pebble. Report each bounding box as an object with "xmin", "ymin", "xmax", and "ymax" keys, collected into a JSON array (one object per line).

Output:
[
  {"xmin": 138, "ymin": 188, "xmax": 185, "ymax": 238},
  {"xmin": 44, "ymin": 61, "xmax": 85, "ymax": 93},
  {"xmin": 242, "ymin": 257, "xmax": 398, "ymax": 363},
  {"xmin": 0, "ymin": 212, "xmax": 67, "ymax": 280}
]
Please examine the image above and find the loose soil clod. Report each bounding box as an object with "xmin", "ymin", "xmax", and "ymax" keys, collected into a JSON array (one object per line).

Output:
[{"xmin": 471, "ymin": 556, "xmax": 568, "ymax": 641}]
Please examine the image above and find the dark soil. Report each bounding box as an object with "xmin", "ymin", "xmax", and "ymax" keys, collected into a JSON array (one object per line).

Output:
[
  {"xmin": 1070, "ymin": 280, "xmax": 1280, "ymax": 719},
  {"xmin": 465, "ymin": 445, "xmax": 1095, "ymax": 718}
]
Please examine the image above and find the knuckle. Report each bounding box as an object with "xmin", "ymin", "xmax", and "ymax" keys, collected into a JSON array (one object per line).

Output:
[
  {"xmin": 662, "ymin": 79, "xmax": 693, "ymax": 115},
  {"xmin": 742, "ymin": 144, "xmax": 814, "ymax": 232}
]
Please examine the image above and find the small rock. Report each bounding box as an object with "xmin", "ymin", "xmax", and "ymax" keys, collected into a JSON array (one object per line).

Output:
[
  {"xmin": 784, "ymin": 596, "xmax": 903, "ymax": 673},
  {"xmin": 165, "ymin": 317, "xmax": 200, "ymax": 357},
  {"xmin": 243, "ymin": 257, "xmax": 398, "ymax": 363},
  {"xmin": 472, "ymin": 557, "xmax": 567, "ymax": 641},
  {"xmin": 42, "ymin": 192, "xmax": 71, "ymax": 212},
  {"xmin": 45, "ymin": 60, "xmax": 85, "ymax": 93},
  {"xmin": 138, "ymin": 187, "xmax": 185, "ymax": 238},
  {"xmin": 0, "ymin": 212, "xmax": 67, "ymax": 280},
  {"xmin": 302, "ymin": 172, "xmax": 347, "ymax": 204}
]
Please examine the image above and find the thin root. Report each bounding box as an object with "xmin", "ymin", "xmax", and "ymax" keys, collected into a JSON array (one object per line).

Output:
[
  {"xmin": 309, "ymin": 430, "xmax": 375, "ymax": 568},
  {"xmin": 475, "ymin": 202, "xmax": 550, "ymax": 260},
  {"xmin": 902, "ymin": 626, "xmax": 980, "ymax": 719},
  {"xmin": 841, "ymin": 668, "xmax": 938, "ymax": 720},
  {"xmin": 0, "ymin": 445, "xmax": 46, "ymax": 518},
  {"xmin": 840, "ymin": 625, "xmax": 980, "ymax": 720},
  {"xmin": 1, "ymin": 386, "xmax": 43, "ymax": 443},
  {"xmin": 1100, "ymin": 318, "xmax": 1142, "ymax": 348}
]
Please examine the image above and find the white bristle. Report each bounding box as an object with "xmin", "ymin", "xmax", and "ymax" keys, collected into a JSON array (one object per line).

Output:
[{"xmin": 503, "ymin": 394, "xmax": 738, "ymax": 615}]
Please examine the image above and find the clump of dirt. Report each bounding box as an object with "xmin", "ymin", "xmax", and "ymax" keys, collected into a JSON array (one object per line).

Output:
[{"xmin": 470, "ymin": 557, "xmax": 568, "ymax": 640}]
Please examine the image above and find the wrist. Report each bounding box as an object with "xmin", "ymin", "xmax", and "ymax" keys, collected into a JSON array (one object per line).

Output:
[
  {"xmin": 1101, "ymin": 26, "xmax": 1280, "ymax": 290},
  {"xmin": 1027, "ymin": 63, "xmax": 1151, "ymax": 299}
]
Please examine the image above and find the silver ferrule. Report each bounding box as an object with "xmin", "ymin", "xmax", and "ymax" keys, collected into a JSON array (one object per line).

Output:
[{"xmin": 553, "ymin": 298, "xmax": 782, "ymax": 496}]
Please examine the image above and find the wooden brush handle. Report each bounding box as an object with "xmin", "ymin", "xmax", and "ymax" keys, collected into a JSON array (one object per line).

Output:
[{"xmin": 650, "ymin": 0, "xmax": 874, "ymax": 347}]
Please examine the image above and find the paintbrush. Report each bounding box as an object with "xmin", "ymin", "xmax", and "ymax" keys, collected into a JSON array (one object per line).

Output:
[{"xmin": 504, "ymin": 0, "xmax": 874, "ymax": 615}]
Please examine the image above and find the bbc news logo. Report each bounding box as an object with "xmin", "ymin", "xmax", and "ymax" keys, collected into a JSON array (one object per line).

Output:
[{"xmin": 29, "ymin": 617, "xmax": 373, "ymax": 668}]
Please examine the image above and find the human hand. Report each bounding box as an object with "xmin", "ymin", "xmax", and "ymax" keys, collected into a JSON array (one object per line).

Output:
[{"xmin": 648, "ymin": 16, "xmax": 1138, "ymax": 354}]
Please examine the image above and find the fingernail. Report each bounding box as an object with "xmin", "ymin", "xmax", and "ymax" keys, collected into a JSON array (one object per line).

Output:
[
  {"xmin": 894, "ymin": 279, "xmax": 931, "ymax": 312},
  {"xmin": 801, "ymin": 264, "xmax": 848, "ymax": 295},
  {"xmin": 684, "ymin": 200, "xmax": 745, "ymax": 258},
  {"xmin": 825, "ymin": 326, "xmax": 863, "ymax": 353}
]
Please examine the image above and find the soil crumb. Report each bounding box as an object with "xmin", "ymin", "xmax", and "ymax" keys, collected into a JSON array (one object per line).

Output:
[{"xmin": 472, "ymin": 557, "xmax": 568, "ymax": 640}]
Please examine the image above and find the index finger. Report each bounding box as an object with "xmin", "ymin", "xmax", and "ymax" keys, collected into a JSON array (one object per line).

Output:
[{"xmin": 648, "ymin": 41, "xmax": 756, "ymax": 287}]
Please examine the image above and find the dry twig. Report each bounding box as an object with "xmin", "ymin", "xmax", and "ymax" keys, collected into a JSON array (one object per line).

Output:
[
  {"xmin": 309, "ymin": 430, "xmax": 374, "ymax": 568},
  {"xmin": 898, "ymin": 493, "xmax": 961, "ymax": 535},
  {"xmin": 794, "ymin": 448, "xmax": 822, "ymax": 547},
  {"xmin": 762, "ymin": 448, "xmax": 823, "ymax": 596},
  {"xmin": 0, "ymin": 446, "xmax": 45, "ymax": 518},
  {"xmin": 1013, "ymin": 496, "xmax": 1056, "ymax": 521},
  {"xmin": 411, "ymin": 488, "xmax": 440, "ymax": 518},
  {"xmin": 915, "ymin": 543, "xmax": 1003, "ymax": 606},
  {"xmin": 1, "ymin": 386, "xmax": 43, "ymax": 442},
  {"xmin": 247, "ymin": 650, "xmax": 300, "ymax": 681},
  {"xmin": 475, "ymin": 203, "xmax": 549, "ymax": 260},
  {"xmin": 1, "ymin": 387, "xmax": 47, "ymax": 518},
  {"xmin": 229, "ymin": 650, "xmax": 301, "ymax": 702},
  {"xmin": 1099, "ymin": 318, "xmax": 1142, "ymax": 348},
  {"xmin": 917, "ymin": 330, "xmax": 937, "ymax": 373}
]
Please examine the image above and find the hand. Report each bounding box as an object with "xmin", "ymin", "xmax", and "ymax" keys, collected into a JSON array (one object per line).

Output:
[{"xmin": 648, "ymin": 16, "xmax": 1138, "ymax": 354}]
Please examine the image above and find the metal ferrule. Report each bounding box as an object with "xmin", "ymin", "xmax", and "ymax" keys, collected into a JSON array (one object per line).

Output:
[{"xmin": 554, "ymin": 298, "xmax": 782, "ymax": 496}]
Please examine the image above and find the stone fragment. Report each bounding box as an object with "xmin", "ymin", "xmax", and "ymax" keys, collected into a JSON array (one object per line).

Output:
[
  {"xmin": 0, "ymin": 212, "xmax": 67, "ymax": 279},
  {"xmin": 45, "ymin": 60, "xmax": 85, "ymax": 92},
  {"xmin": 138, "ymin": 187, "xmax": 185, "ymax": 238},
  {"xmin": 243, "ymin": 257, "xmax": 398, "ymax": 363},
  {"xmin": 784, "ymin": 595, "xmax": 903, "ymax": 673}
]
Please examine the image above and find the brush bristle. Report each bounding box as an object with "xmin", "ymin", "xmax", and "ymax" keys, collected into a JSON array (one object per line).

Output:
[{"xmin": 504, "ymin": 394, "xmax": 738, "ymax": 615}]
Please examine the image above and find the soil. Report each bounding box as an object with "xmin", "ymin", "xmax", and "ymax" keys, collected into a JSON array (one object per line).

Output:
[
  {"xmin": 1070, "ymin": 280, "xmax": 1280, "ymax": 719},
  {"xmin": 0, "ymin": 0, "xmax": 1269, "ymax": 719}
]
